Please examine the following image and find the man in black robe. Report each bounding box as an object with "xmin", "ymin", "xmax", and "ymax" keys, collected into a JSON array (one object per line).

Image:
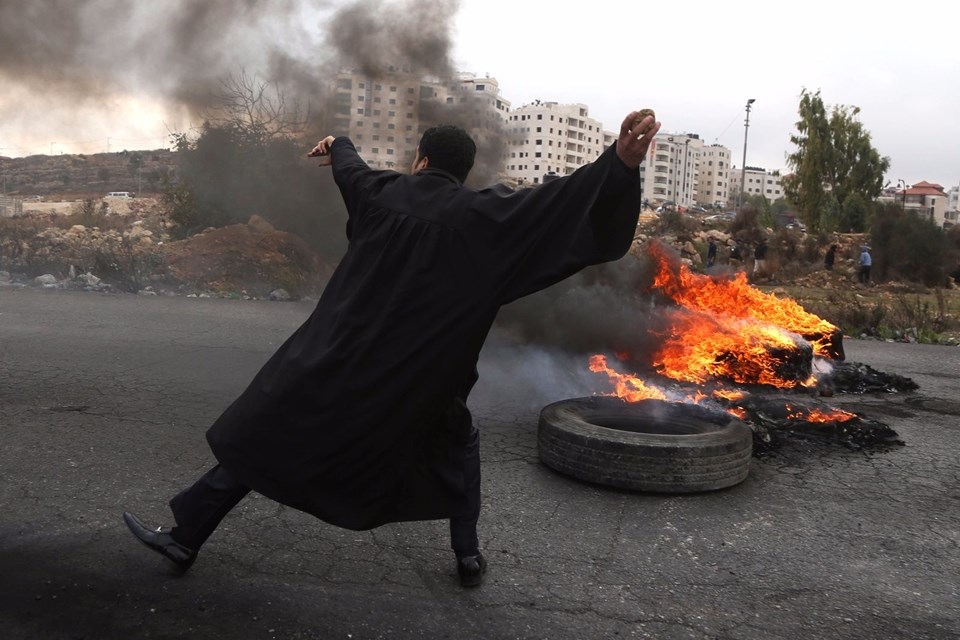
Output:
[{"xmin": 123, "ymin": 109, "xmax": 661, "ymax": 587}]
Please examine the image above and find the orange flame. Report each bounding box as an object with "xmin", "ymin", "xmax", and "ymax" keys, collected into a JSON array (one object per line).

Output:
[
  {"xmin": 788, "ymin": 407, "xmax": 857, "ymax": 423},
  {"xmin": 589, "ymin": 354, "xmax": 667, "ymax": 402},
  {"xmin": 713, "ymin": 388, "xmax": 747, "ymax": 402},
  {"xmin": 652, "ymin": 310, "xmax": 808, "ymax": 388},
  {"xmin": 648, "ymin": 242, "xmax": 838, "ymax": 358}
]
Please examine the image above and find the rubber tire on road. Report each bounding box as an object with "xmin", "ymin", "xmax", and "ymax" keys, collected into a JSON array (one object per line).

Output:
[{"xmin": 538, "ymin": 396, "xmax": 753, "ymax": 493}]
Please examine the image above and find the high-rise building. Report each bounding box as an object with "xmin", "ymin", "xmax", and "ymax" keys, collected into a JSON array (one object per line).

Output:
[
  {"xmin": 503, "ymin": 101, "xmax": 607, "ymax": 186},
  {"xmin": 696, "ymin": 144, "xmax": 733, "ymax": 208},
  {"xmin": 640, "ymin": 133, "xmax": 702, "ymax": 208},
  {"xmin": 329, "ymin": 70, "xmax": 510, "ymax": 175}
]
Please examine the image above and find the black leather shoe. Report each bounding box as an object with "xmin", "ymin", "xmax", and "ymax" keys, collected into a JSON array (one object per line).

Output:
[
  {"xmin": 457, "ymin": 553, "xmax": 487, "ymax": 587},
  {"xmin": 122, "ymin": 511, "xmax": 197, "ymax": 573}
]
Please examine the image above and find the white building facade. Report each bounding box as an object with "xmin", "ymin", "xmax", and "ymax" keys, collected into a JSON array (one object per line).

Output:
[
  {"xmin": 640, "ymin": 133, "xmax": 702, "ymax": 208},
  {"xmin": 330, "ymin": 70, "xmax": 510, "ymax": 172},
  {"xmin": 503, "ymin": 101, "xmax": 607, "ymax": 186},
  {"xmin": 695, "ymin": 144, "xmax": 733, "ymax": 208},
  {"xmin": 727, "ymin": 166, "xmax": 785, "ymax": 205}
]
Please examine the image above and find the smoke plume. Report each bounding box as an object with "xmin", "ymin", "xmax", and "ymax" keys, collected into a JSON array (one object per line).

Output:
[
  {"xmin": 0, "ymin": 0, "xmax": 462, "ymax": 145},
  {"xmin": 1, "ymin": 0, "xmax": 641, "ymax": 403}
]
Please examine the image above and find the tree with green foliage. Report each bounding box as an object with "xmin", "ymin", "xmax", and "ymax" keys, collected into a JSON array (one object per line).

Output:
[
  {"xmin": 743, "ymin": 193, "xmax": 775, "ymax": 228},
  {"xmin": 783, "ymin": 89, "xmax": 890, "ymax": 234},
  {"xmin": 870, "ymin": 203, "xmax": 958, "ymax": 286},
  {"xmin": 839, "ymin": 192, "xmax": 870, "ymax": 233}
]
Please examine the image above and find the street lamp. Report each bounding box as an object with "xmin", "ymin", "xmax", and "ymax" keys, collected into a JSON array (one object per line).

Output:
[{"xmin": 739, "ymin": 99, "xmax": 755, "ymax": 211}]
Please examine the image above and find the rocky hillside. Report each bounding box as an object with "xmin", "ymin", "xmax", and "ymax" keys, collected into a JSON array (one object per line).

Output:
[
  {"xmin": 0, "ymin": 149, "xmax": 177, "ymax": 198},
  {"xmin": 0, "ymin": 197, "xmax": 334, "ymax": 300}
]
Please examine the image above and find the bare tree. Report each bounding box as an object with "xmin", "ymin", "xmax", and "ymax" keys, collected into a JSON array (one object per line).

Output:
[{"xmin": 203, "ymin": 69, "xmax": 309, "ymax": 143}]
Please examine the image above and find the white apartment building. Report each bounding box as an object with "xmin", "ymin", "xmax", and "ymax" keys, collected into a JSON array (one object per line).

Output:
[
  {"xmin": 330, "ymin": 71, "xmax": 422, "ymax": 170},
  {"xmin": 696, "ymin": 144, "xmax": 733, "ymax": 208},
  {"xmin": 944, "ymin": 185, "xmax": 958, "ymax": 228},
  {"xmin": 728, "ymin": 166, "xmax": 785, "ymax": 205},
  {"xmin": 330, "ymin": 70, "xmax": 510, "ymax": 172},
  {"xmin": 503, "ymin": 101, "xmax": 607, "ymax": 186},
  {"xmin": 640, "ymin": 133, "xmax": 702, "ymax": 208}
]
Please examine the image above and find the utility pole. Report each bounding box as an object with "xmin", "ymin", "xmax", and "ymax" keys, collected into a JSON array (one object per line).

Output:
[{"xmin": 739, "ymin": 98, "xmax": 755, "ymax": 211}]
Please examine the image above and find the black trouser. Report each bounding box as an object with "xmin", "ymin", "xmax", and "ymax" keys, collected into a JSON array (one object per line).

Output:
[
  {"xmin": 169, "ymin": 428, "xmax": 482, "ymax": 555},
  {"xmin": 168, "ymin": 464, "xmax": 250, "ymax": 549},
  {"xmin": 450, "ymin": 424, "xmax": 481, "ymax": 558}
]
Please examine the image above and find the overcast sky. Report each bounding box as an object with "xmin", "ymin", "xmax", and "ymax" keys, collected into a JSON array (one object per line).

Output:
[{"xmin": 1, "ymin": 0, "xmax": 957, "ymax": 189}]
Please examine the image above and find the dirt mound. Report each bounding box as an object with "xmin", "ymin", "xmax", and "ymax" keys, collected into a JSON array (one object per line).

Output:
[{"xmin": 162, "ymin": 218, "xmax": 334, "ymax": 298}]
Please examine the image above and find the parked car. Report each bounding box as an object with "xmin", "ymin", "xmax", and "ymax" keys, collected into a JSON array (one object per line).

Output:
[{"xmin": 703, "ymin": 211, "xmax": 737, "ymax": 224}]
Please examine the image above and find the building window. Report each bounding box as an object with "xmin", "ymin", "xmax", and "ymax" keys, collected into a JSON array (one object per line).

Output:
[
  {"xmin": 389, "ymin": 86, "xmax": 397, "ymax": 92},
  {"xmin": 372, "ymin": 147, "xmax": 379, "ymax": 153},
  {"xmin": 476, "ymin": 84, "xmax": 485, "ymax": 90},
  {"xmin": 387, "ymin": 149, "xmax": 394, "ymax": 155}
]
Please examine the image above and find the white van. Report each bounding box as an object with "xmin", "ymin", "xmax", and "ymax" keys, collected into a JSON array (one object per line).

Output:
[{"xmin": 106, "ymin": 191, "xmax": 134, "ymax": 198}]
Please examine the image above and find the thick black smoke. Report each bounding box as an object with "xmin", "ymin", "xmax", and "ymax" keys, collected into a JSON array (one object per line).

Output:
[
  {"xmin": 479, "ymin": 251, "xmax": 677, "ymax": 407},
  {"xmin": 0, "ymin": 1, "xmax": 460, "ymax": 120},
  {"xmin": 1, "ymin": 0, "xmax": 641, "ymax": 402}
]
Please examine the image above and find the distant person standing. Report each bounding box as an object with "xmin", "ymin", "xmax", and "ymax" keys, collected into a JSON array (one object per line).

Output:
[
  {"xmin": 707, "ymin": 238, "xmax": 717, "ymax": 268},
  {"xmin": 753, "ymin": 238, "xmax": 768, "ymax": 275},
  {"xmin": 859, "ymin": 245, "xmax": 872, "ymax": 283},
  {"xmin": 824, "ymin": 244, "xmax": 837, "ymax": 270}
]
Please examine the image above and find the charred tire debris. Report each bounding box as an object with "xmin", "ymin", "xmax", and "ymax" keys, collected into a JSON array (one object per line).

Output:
[{"xmin": 538, "ymin": 396, "xmax": 753, "ymax": 493}]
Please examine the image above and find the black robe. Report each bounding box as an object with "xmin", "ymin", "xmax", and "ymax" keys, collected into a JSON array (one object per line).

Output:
[{"xmin": 206, "ymin": 137, "xmax": 641, "ymax": 530}]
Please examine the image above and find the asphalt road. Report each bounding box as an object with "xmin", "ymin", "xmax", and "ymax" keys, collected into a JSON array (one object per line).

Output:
[{"xmin": 1, "ymin": 286, "xmax": 958, "ymax": 640}]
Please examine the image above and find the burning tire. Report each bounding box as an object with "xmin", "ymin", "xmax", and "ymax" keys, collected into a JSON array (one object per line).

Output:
[{"xmin": 538, "ymin": 396, "xmax": 752, "ymax": 493}]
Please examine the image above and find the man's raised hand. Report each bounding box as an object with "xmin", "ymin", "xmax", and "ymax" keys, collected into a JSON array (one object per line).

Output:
[
  {"xmin": 615, "ymin": 110, "xmax": 661, "ymax": 170},
  {"xmin": 307, "ymin": 136, "xmax": 337, "ymax": 165}
]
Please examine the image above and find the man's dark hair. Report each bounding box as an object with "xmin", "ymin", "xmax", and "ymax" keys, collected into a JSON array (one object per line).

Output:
[{"xmin": 417, "ymin": 125, "xmax": 476, "ymax": 183}]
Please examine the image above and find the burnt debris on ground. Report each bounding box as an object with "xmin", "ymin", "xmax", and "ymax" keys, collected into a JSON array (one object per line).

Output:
[
  {"xmin": 726, "ymin": 359, "xmax": 915, "ymax": 457},
  {"xmin": 825, "ymin": 360, "xmax": 920, "ymax": 394}
]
